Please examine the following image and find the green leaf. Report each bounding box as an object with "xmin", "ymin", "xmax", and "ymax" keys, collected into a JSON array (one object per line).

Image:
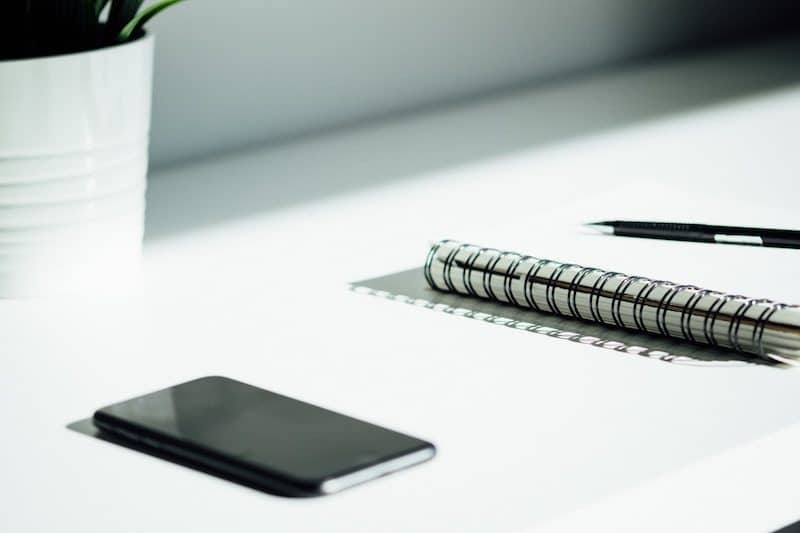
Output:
[
  {"xmin": 107, "ymin": 0, "xmax": 143, "ymax": 38},
  {"xmin": 117, "ymin": 0, "xmax": 184, "ymax": 42}
]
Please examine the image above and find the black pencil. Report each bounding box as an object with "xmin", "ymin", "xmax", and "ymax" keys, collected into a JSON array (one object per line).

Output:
[{"xmin": 585, "ymin": 221, "xmax": 800, "ymax": 249}]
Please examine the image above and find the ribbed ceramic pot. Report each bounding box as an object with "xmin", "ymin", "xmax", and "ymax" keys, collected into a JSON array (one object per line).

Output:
[{"xmin": 0, "ymin": 34, "xmax": 153, "ymax": 297}]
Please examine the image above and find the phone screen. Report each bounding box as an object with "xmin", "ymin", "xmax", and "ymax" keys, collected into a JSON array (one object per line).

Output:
[{"xmin": 93, "ymin": 376, "xmax": 434, "ymax": 496}]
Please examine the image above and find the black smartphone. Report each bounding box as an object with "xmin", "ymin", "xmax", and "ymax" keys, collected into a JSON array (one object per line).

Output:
[{"xmin": 93, "ymin": 376, "xmax": 435, "ymax": 497}]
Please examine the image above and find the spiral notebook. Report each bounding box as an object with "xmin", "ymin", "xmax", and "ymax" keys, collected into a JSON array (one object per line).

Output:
[{"xmin": 423, "ymin": 239, "xmax": 800, "ymax": 364}]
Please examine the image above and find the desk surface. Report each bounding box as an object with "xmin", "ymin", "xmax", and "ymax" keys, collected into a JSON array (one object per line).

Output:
[{"xmin": 3, "ymin": 38, "xmax": 800, "ymax": 533}]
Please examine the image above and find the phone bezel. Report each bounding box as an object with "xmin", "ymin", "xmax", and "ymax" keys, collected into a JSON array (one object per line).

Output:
[{"xmin": 92, "ymin": 378, "xmax": 435, "ymax": 497}]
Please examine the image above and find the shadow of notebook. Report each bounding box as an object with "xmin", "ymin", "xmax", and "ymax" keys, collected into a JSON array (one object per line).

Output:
[{"xmin": 352, "ymin": 267, "xmax": 779, "ymax": 368}]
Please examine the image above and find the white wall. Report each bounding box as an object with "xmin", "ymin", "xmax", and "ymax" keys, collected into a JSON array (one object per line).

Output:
[{"xmin": 146, "ymin": 0, "xmax": 798, "ymax": 167}]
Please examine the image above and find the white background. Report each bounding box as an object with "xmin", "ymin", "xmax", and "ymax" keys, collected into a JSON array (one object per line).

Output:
[{"xmin": 145, "ymin": 0, "xmax": 800, "ymax": 167}]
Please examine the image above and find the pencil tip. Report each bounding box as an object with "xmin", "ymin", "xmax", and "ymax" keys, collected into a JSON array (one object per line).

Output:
[{"xmin": 583, "ymin": 222, "xmax": 614, "ymax": 235}]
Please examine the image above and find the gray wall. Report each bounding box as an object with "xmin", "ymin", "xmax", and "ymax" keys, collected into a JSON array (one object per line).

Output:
[{"xmin": 147, "ymin": 1, "xmax": 799, "ymax": 168}]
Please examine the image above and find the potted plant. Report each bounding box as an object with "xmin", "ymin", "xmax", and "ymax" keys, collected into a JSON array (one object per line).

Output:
[{"xmin": 0, "ymin": 0, "xmax": 184, "ymax": 297}]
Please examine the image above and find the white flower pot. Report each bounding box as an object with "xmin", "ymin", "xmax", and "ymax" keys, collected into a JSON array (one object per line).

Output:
[{"xmin": 0, "ymin": 34, "xmax": 153, "ymax": 297}]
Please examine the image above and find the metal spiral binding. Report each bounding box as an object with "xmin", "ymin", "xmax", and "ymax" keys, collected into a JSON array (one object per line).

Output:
[{"xmin": 424, "ymin": 239, "xmax": 795, "ymax": 360}]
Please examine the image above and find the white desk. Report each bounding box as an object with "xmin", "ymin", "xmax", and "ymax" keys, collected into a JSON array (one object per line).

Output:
[{"xmin": 3, "ymin": 38, "xmax": 800, "ymax": 532}]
